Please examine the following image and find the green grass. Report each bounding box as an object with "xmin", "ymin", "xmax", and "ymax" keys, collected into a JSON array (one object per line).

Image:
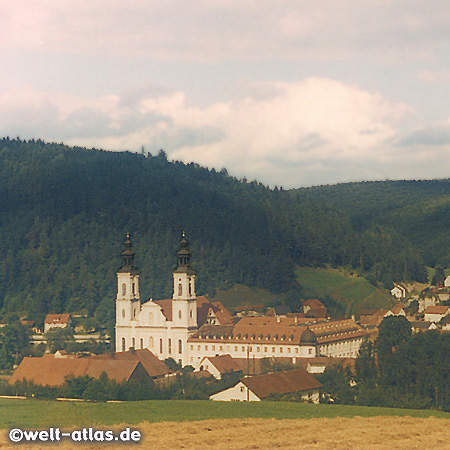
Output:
[
  {"xmin": 0, "ymin": 399, "xmax": 449, "ymax": 428},
  {"xmin": 294, "ymin": 266, "xmax": 394, "ymax": 315}
]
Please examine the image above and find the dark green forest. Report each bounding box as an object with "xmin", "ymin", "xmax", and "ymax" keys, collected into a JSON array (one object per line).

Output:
[{"xmin": 0, "ymin": 138, "xmax": 439, "ymax": 326}]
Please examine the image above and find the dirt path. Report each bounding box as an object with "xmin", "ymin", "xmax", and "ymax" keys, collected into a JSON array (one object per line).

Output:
[{"xmin": 3, "ymin": 416, "xmax": 450, "ymax": 449}]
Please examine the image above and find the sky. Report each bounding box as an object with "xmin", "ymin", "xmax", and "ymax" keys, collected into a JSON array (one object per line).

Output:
[{"xmin": 2, "ymin": 1, "xmax": 450, "ymax": 188}]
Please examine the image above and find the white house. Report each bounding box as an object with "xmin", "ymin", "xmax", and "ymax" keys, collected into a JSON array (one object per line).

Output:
[
  {"xmin": 391, "ymin": 284, "xmax": 407, "ymax": 299},
  {"xmin": 44, "ymin": 314, "xmax": 72, "ymax": 333},
  {"xmin": 423, "ymin": 305, "xmax": 450, "ymax": 323},
  {"xmin": 210, "ymin": 369, "xmax": 322, "ymax": 403}
]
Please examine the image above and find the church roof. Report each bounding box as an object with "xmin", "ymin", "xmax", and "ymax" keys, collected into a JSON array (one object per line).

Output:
[{"xmin": 153, "ymin": 299, "xmax": 173, "ymax": 321}]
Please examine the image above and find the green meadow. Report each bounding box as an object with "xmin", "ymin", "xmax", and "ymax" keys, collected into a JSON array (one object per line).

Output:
[
  {"xmin": 294, "ymin": 266, "xmax": 394, "ymax": 315},
  {"xmin": 0, "ymin": 399, "xmax": 449, "ymax": 429}
]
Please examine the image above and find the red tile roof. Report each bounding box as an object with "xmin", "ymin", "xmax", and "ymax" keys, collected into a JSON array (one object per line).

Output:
[
  {"xmin": 92, "ymin": 348, "xmax": 170, "ymax": 378},
  {"xmin": 242, "ymin": 369, "xmax": 322, "ymax": 398},
  {"xmin": 9, "ymin": 357, "xmax": 147, "ymax": 386},
  {"xmin": 44, "ymin": 314, "xmax": 71, "ymax": 324}
]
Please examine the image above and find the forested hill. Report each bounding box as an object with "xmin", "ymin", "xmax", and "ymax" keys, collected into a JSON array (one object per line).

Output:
[
  {"xmin": 297, "ymin": 180, "xmax": 450, "ymax": 267},
  {"xmin": 0, "ymin": 139, "xmax": 428, "ymax": 324}
]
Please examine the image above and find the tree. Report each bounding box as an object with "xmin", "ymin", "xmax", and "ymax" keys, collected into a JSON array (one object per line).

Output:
[
  {"xmin": 432, "ymin": 266, "xmax": 446, "ymax": 287},
  {"xmin": 0, "ymin": 323, "xmax": 30, "ymax": 369}
]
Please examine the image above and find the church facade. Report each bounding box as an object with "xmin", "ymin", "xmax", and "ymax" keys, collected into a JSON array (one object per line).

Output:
[{"xmin": 115, "ymin": 233, "xmax": 367, "ymax": 367}]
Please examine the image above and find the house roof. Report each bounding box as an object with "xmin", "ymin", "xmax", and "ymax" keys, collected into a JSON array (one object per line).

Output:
[
  {"xmin": 9, "ymin": 357, "xmax": 144, "ymax": 386},
  {"xmin": 390, "ymin": 305, "xmax": 405, "ymax": 315},
  {"xmin": 202, "ymin": 354, "xmax": 243, "ymax": 373},
  {"xmin": 424, "ymin": 306, "xmax": 449, "ymax": 314},
  {"xmin": 44, "ymin": 314, "xmax": 71, "ymax": 324},
  {"xmin": 92, "ymin": 348, "xmax": 170, "ymax": 378},
  {"xmin": 241, "ymin": 369, "xmax": 322, "ymax": 398},
  {"xmin": 302, "ymin": 299, "xmax": 326, "ymax": 309}
]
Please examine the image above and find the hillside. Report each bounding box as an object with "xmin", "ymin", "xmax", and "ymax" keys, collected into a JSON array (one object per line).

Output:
[
  {"xmin": 0, "ymin": 138, "xmax": 434, "ymax": 325},
  {"xmin": 297, "ymin": 180, "xmax": 450, "ymax": 267},
  {"xmin": 294, "ymin": 267, "xmax": 394, "ymax": 315}
]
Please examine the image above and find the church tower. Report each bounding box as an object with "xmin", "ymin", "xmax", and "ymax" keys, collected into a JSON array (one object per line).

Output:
[
  {"xmin": 172, "ymin": 231, "xmax": 197, "ymax": 329},
  {"xmin": 115, "ymin": 233, "xmax": 141, "ymax": 351}
]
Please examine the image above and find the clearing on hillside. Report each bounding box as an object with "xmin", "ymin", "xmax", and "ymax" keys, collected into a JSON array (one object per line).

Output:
[{"xmin": 295, "ymin": 266, "xmax": 394, "ymax": 315}]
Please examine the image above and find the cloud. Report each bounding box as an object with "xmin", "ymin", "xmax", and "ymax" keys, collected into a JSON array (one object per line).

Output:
[
  {"xmin": 0, "ymin": 78, "xmax": 413, "ymax": 187},
  {"xmin": 400, "ymin": 121, "xmax": 450, "ymax": 147},
  {"xmin": 2, "ymin": 1, "xmax": 450, "ymax": 63}
]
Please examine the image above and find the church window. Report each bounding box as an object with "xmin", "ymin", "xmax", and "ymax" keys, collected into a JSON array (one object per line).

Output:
[
  {"xmin": 272, "ymin": 347, "xmax": 275, "ymax": 352},
  {"xmin": 122, "ymin": 309, "xmax": 125, "ymax": 318},
  {"xmin": 140, "ymin": 338, "xmax": 143, "ymax": 349},
  {"xmin": 178, "ymin": 310, "xmax": 182, "ymax": 320},
  {"xmin": 219, "ymin": 346, "xmax": 223, "ymax": 351},
  {"xmin": 198, "ymin": 345, "xmax": 200, "ymax": 350},
  {"xmin": 287, "ymin": 348, "xmax": 291, "ymax": 354},
  {"xmin": 190, "ymin": 345, "xmax": 193, "ymax": 351},
  {"xmin": 149, "ymin": 337, "xmax": 154, "ymax": 348},
  {"xmin": 264, "ymin": 347, "xmax": 267, "ymax": 352},
  {"xmin": 205, "ymin": 345, "xmax": 208, "ymax": 350},
  {"xmin": 295, "ymin": 348, "xmax": 298, "ymax": 353},
  {"xmin": 132, "ymin": 338, "xmax": 135, "ymax": 348},
  {"xmin": 122, "ymin": 283, "xmax": 126, "ymax": 296},
  {"xmin": 235, "ymin": 346, "xmax": 238, "ymax": 351},
  {"xmin": 190, "ymin": 310, "xmax": 193, "ymax": 318},
  {"xmin": 178, "ymin": 340, "xmax": 182, "ymax": 354},
  {"xmin": 189, "ymin": 282, "xmax": 192, "ymax": 295},
  {"xmin": 256, "ymin": 347, "xmax": 260, "ymax": 352},
  {"xmin": 122, "ymin": 338, "xmax": 125, "ymax": 352},
  {"xmin": 280, "ymin": 347, "xmax": 283, "ymax": 353},
  {"xmin": 212, "ymin": 345, "xmax": 215, "ymax": 351},
  {"xmin": 242, "ymin": 346, "xmax": 245, "ymax": 352},
  {"xmin": 132, "ymin": 283, "xmax": 135, "ymax": 294},
  {"xmin": 178, "ymin": 283, "xmax": 182, "ymax": 296},
  {"xmin": 160, "ymin": 339, "xmax": 163, "ymax": 354},
  {"xmin": 133, "ymin": 309, "xmax": 136, "ymax": 318},
  {"xmin": 168, "ymin": 339, "xmax": 172, "ymax": 354},
  {"xmin": 249, "ymin": 347, "xmax": 252, "ymax": 352}
]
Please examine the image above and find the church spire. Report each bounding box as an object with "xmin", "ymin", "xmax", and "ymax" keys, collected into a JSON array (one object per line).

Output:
[
  {"xmin": 120, "ymin": 232, "xmax": 137, "ymax": 271},
  {"xmin": 177, "ymin": 230, "xmax": 191, "ymax": 269}
]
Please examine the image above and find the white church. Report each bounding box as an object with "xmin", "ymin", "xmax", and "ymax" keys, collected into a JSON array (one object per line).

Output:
[
  {"xmin": 115, "ymin": 233, "xmax": 367, "ymax": 368},
  {"xmin": 115, "ymin": 232, "xmax": 232, "ymax": 366}
]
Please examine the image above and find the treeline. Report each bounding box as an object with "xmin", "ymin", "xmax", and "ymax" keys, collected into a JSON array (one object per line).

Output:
[
  {"xmin": 0, "ymin": 139, "xmax": 430, "ymax": 325},
  {"xmin": 320, "ymin": 316, "xmax": 450, "ymax": 411}
]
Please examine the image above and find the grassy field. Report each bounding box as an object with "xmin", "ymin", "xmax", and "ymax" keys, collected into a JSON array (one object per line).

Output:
[
  {"xmin": 0, "ymin": 398, "xmax": 449, "ymax": 429},
  {"xmin": 295, "ymin": 266, "xmax": 394, "ymax": 315}
]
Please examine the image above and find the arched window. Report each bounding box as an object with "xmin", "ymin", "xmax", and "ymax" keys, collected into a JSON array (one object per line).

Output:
[
  {"xmin": 178, "ymin": 339, "xmax": 182, "ymax": 354},
  {"xmin": 190, "ymin": 310, "xmax": 193, "ymax": 318},
  {"xmin": 122, "ymin": 309, "xmax": 125, "ymax": 318},
  {"xmin": 178, "ymin": 310, "xmax": 182, "ymax": 320},
  {"xmin": 178, "ymin": 283, "xmax": 182, "ymax": 296},
  {"xmin": 132, "ymin": 282, "xmax": 135, "ymax": 295},
  {"xmin": 168, "ymin": 338, "xmax": 172, "ymax": 354},
  {"xmin": 132, "ymin": 338, "xmax": 135, "ymax": 349},
  {"xmin": 159, "ymin": 339, "xmax": 163, "ymax": 354},
  {"xmin": 149, "ymin": 336, "xmax": 154, "ymax": 348},
  {"xmin": 140, "ymin": 338, "xmax": 143, "ymax": 349},
  {"xmin": 122, "ymin": 283, "xmax": 126, "ymax": 296},
  {"xmin": 122, "ymin": 338, "xmax": 126, "ymax": 352},
  {"xmin": 189, "ymin": 282, "xmax": 192, "ymax": 295}
]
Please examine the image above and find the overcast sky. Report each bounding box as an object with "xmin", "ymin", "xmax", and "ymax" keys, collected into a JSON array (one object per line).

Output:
[{"xmin": 2, "ymin": 1, "xmax": 450, "ymax": 188}]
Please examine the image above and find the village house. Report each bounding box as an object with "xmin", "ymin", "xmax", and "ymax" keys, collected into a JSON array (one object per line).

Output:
[
  {"xmin": 391, "ymin": 284, "xmax": 408, "ymax": 299},
  {"xmin": 423, "ymin": 305, "xmax": 450, "ymax": 323},
  {"xmin": 44, "ymin": 314, "xmax": 72, "ymax": 333},
  {"xmin": 9, "ymin": 348, "xmax": 169, "ymax": 387},
  {"xmin": 209, "ymin": 368, "xmax": 322, "ymax": 403}
]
